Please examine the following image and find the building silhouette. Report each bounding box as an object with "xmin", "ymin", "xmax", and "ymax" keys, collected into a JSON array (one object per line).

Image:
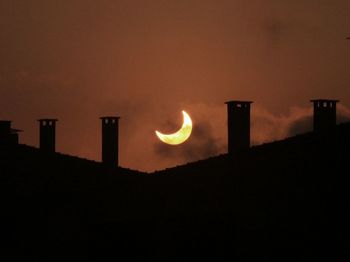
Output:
[
  {"xmin": 225, "ymin": 101, "xmax": 252, "ymax": 155},
  {"xmin": 100, "ymin": 116, "xmax": 119, "ymax": 167},
  {"xmin": 0, "ymin": 120, "xmax": 20, "ymax": 146},
  {"xmin": 310, "ymin": 99, "xmax": 339, "ymax": 132},
  {"xmin": 1, "ymin": 97, "xmax": 350, "ymax": 261},
  {"xmin": 38, "ymin": 119, "xmax": 57, "ymax": 152}
]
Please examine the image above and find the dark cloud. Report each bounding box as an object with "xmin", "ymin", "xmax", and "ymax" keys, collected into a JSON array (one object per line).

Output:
[
  {"xmin": 287, "ymin": 116, "xmax": 313, "ymax": 137},
  {"xmin": 337, "ymin": 104, "xmax": 350, "ymax": 124},
  {"xmin": 154, "ymin": 120, "xmax": 224, "ymax": 163},
  {"xmin": 286, "ymin": 104, "xmax": 350, "ymax": 137},
  {"xmin": 153, "ymin": 103, "xmax": 350, "ymax": 168}
]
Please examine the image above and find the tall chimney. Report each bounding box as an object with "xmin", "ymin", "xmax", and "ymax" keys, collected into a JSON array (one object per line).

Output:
[
  {"xmin": 100, "ymin": 116, "xmax": 119, "ymax": 167},
  {"xmin": 225, "ymin": 101, "xmax": 252, "ymax": 155},
  {"xmin": 310, "ymin": 99, "xmax": 339, "ymax": 132},
  {"xmin": 38, "ymin": 119, "xmax": 57, "ymax": 152}
]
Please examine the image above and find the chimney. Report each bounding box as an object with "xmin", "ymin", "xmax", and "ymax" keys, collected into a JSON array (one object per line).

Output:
[
  {"xmin": 38, "ymin": 119, "xmax": 57, "ymax": 152},
  {"xmin": 0, "ymin": 120, "xmax": 20, "ymax": 146},
  {"xmin": 310, "ymin": 99, "xmax": 339, "ymax": 132},
  {"xmin": 225, "ymin": 101, "xmax": 253, "ymax": 155},
  {"xmin": 100, "ymin": 116, "xmax": 119, "ymax": 167}
]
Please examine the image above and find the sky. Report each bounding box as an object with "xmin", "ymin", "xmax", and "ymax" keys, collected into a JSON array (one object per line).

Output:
[{"xmin": 1, "ymin": 0, "xmax": 350, "ymax": 172}]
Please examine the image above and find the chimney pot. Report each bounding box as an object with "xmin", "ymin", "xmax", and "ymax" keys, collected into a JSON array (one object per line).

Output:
[
  {"xmin": 310, "ymin": 99, "xmax": 339, "ymax": 132},
  {"xmin": 38, "ymin": 119, "xmax": 57, "ymax": 152},
  {"xmin": 100, "ymin": 116, "xmax": 119, "ymax": 167},
  {"xmin": 225, "ymin": 101, "xmax": 252, "ymax": 155}
]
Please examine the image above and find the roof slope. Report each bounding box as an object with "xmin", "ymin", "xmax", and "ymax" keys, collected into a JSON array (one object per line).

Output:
[{"xmin": 1, "ymin": 123, "xmax": 350, "ymax": 261}]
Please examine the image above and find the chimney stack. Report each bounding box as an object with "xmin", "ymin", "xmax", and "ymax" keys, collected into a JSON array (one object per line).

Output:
[
  {"xmin": 225, "ymin": 101, "xmax": 252, "ymax": 155},
  {"xmin": 38, "ymin": 119, "xmax": 57, "ymax": 152},
  {"xmin": 100, "ymin": 116, "xmax": 119, "ymax": 167},
  {"xmin": 0, "ymin": 120, "xmax": 20, "ymax": 146},
  {"xmin": 310, "ymin": 99, "xmax": 339, "ymax": 132}
]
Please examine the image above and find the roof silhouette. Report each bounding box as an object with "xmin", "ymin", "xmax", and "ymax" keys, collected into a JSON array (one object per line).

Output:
[{"xmin": 1, "ymin": 123, "xmax": 350, "ymax": 261}]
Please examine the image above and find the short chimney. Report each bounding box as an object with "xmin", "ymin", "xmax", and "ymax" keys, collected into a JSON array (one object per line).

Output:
[
  {"xmin": 100, "ymin": 116, "xmax": 119, "ymax": 167},
  {"xmin": 0, "ymin": 120, "xmax": 20, "ymax": 146},
  {"xmin": 38, "ymin": 119, "xmax": 57, "ymax": 152},
  {"xmin": 310, "ymin": 99, "xmax": 339, "ymax": 132},
  {"xmin": 225, "ymin": 101, "xmax": 252, "ymax": 155}
]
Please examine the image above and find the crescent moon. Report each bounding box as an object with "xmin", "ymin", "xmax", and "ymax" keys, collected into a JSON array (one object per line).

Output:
[{"xmin": 155, "ymin": 110, "xmax": 193, "ymax": 145}]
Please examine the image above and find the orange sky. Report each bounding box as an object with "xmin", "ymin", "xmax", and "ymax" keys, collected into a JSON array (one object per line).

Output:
[{"xmin": 1, "ymin": 0, "xmax": 350, "ymax": 171}]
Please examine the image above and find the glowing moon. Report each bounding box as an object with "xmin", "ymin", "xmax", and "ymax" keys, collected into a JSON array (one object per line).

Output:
[{"xmin": 155, "ymin": 110, "xmax": 193, "ymax": 145}]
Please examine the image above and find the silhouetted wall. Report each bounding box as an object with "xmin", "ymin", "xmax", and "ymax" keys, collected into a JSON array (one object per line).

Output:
[
  {"xmin": 38, "ymin": 119, "xmax": 57, "ymax": 152},
  {"xmin": 225, "ymin": 101, "xmax": 252, "ymax": 155},
  {"xmin": 310, "ymin": 99, "xmax": 339, "ymax": 132},
  {"xmin": 100, "ymin": 116, "xmax": 119, "ymax": 167},
  {"xmin": 0, "ymin": 121, "xmax": 11, "ymax": 135},
  {"xmin": 0, "ymin": 120, "xmax": 19, "ymax": 146}
]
